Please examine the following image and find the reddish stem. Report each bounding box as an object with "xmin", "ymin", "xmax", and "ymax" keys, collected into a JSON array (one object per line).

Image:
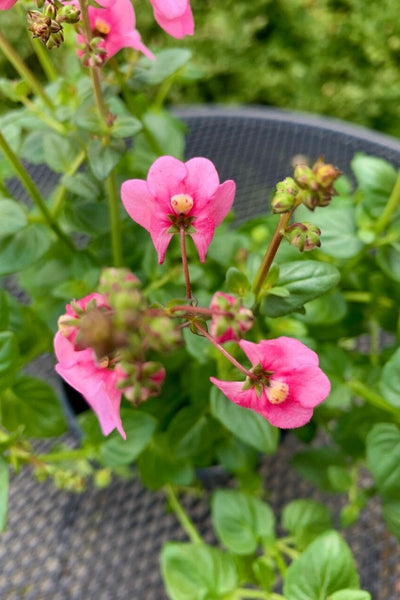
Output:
[
  {"xmin": 194, "ymin": 322, "xmax": 257, "ymax": 380},
  {"xmin": 170, "ymin": 305, "xmax": 233, "ymax": 317},
  {"xmin": 180, "ymin": 224, "xmax": 192, "ymax": 300}
]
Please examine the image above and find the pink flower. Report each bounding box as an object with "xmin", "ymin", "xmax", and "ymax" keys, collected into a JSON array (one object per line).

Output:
[
  {"xmin": 210, "ymin": 337, "xmax": 331, "ymax": 429},
  {"xmin": 54, "ymin": 293, "xmax": 126, "ymax": 439},
  {"xmin": 210, "ymin": 292, "xmax": 253, "ymax": 344},
  {"xmin": 148, "ymin": 0, "xmax": 194, "ymax": 39},
  {"xmin": 77, "ymin": 0, "xmax": 154, "ymax": 63},
  {"xmin": 121, "ymin": 156, "xmax": 236, "ymax": 263},
  {"xmin": 0, "ymin": 0, "xmax": 17, "ymax": 9}
]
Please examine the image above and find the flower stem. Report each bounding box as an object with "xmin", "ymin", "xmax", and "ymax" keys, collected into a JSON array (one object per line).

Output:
[
  {"xmin": 235, "ymin": 590, "xmax": 271, "ymax": 600},
  {"xmin": 31, "ymin": 38, "xmax": 58, "ymax": 82},
  {"xmin": 0, "ymin": 30, "xmax": 54, "ymax": 111},
  {"xmin": 170, "ymin": 305, "xmax": 232, "ymax": 317},
  {"xmin": 165, "ymin": 484, "xmax": 203, "ymax": 544},
  {"xmin": 193, "ymin": 321, "xmax": 257, "ymax": 380},
  {"xmin": 51, "ymin": 150, "xmax": 86, "ymax": 218},
  {"xmin": 180, "ymin": 224, "xmax": 192, "ymax": 299},
  {"xmin": 36, "ymin": 448, "xmax": 94, "ymax": 463},
  {"xmin": 0, "ymin": 130, "xmax": 74, "ymax": 251},
  {"xmin": 252, "ymin": 213, "xmax": 291, "ymax": 298},
  {"xmin": 375, "ymin": 170, "xmax": 400, "ymax": 235},
  {"xmin": 346, "ymin": 379, "xmax": 400, "ymax": 421}
]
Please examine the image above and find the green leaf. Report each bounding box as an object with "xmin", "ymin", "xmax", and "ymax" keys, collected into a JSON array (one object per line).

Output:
[
  {"xmin": 99, "ymin": 409, "xmax": 157, "ymax": 467},
  {"xmin": 161, "ymin": 542, "xmax": 238, "ymax": 600},
  {"xmin": 20, "ymin": 131, "xmax": 45, "ymax": 164},
  {"xmin": 88, "ymin": 138, "xmax": 125, "ymax": 180},
  {"xmin": 0, "ymin": 376, "xmax": 67, "ymax": 437},
  {"xmin": 0, "ymin": 224, "xmax": 52, "ymax": 276},
  {"xmin": 182, "ymin": 326, "xmax": 210, "ymax": 364},
  {"xmin": 260, "ymin": 261, "xmax": 340, "ymax": 317},
  {"xmin": 381, "ymin": 499, "xmax": 400, "ymax": 542},
  {"xmin": 0, "ymin": 457, "xmax": 9, "ymax": 532},
  {"xmin": 143, "ymin": 110, "xmax": 185, "ymax": 158},
  {"xmin": 112, "ymin": 115, "xmax": 142, "ymax": 138},
  {"xmin": 328, "ymin": 591, "xmax": 371, "ymax": 600},
  {"xmin": 130, "ymin": 49, "xmax": 192, "ymax": 87},
  {"xmin": 376, "ymin": 243, "xmax": 400, "ymax": 282},
  {"xmin": 0, "ymin": 291, "xmax": 9, "ymax": 330},
  {"xmin": 284, "ymin": 531, "xmax": 360, "ymax": 600},
  {"xmin": 137, "ymin": 435, "xmax": 194, "ymax": 490},
  {"xmin": 327, "ymin": 466, "xmax": 353, "ymax": 492},
  {"xmin": 0, "ymin": 199, "xmax": 27, "ymax": 237},
  {"xmin": 380, "ymin": 347, "xmax": 400, "ymax": 407},
  {"xmin": 212, "ymin": 489, "xmax": 275, "ymax": 555},
  {"xmin": 225, "ymin": 267, "xmax": 250, "ymax": 295},
  {"xmin": 366, "ymin": 423, "xmax": 400, "ymax": 497},
  {"xmin": 291, "ymin": 447, "xmax": 347, "ymax": 491},
  {"xmin": 0, "ymin": 331, "xmax": 19, "ymax": 390},
  {"xmin": 167, "ymin": 406, "xmax": 218, "ymax": 459},
  {"xmin": 211, "ymin": 387, "xmax": 279, "ymax": 454},
  {"xmin": 298, "ymin": 291, "xmax": 347, "ymax": 326},
  {"xmin": 42, "ymin": 133, "xmax": 77, "ymax": 173},
  {"xmin": 61, "ymin": 172, "xmax": 101, "ymax": 201},
  {"xmin": 352, "ymin": 154, "xmax": 397, "ymax": 197},
  {"xmin": 282, "ymin": 499, "xmax": 332, "ymax": 550}
]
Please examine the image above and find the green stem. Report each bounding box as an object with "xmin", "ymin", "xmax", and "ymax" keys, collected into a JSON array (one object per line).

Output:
[
  {"xmin": 170, "ymin": 305, "xmax": 233, "ymax": 318},
  {"xmin": 23, "ymin": 97, "xmax": 66, "ymax": 134},
  {"xmin": 347, "ymin": 379, "xmax": 400, "ymax": 421},
  {"xmin": 106, "ymin": 172, "xmax": 123, "ymax": 266},
  {"xmin": 235, "ymin": 590, "xmax": 271, "ymax": 600},
  {"xmin": 343, "ymin": 291, "xmax": 372, "ymax": 303},
  {"xmin": 31, "ymin": 37, "xmax": 58, "ymax": 82},
  {"xmin": 276, "ymin": 540, "xmax": 299, "ymax": 560},
  {"xmin": 165, "ymin": 484, "xmax": 203, "ymax": 544},
  {"xmin": 252, "ymin": 213, "xmax": 291, "ymax": 298},
  {"xmin": 368, "ymin": 317, "xmax": 380, "ymax": 367},
  {"xmin": 0, "ymin": 30, "xmax": 54, "ymax": 111},
  {"xmin": 273, "ymin": 547, "xmax": 287, "ymax": 577},
  {"xmin": 36, "ymin": 448, "xmax": 94, "ymax": 462},
  {"xmin": 0, "ymin": 130, "xmax": 74, "ymax": 250},
  {"xmin": 51, "ymin": 150, "xmax": 86, "ymax": 218},
  {"xmin": 375, "ymin": 170, "xmax": 400, "ymax": 235}
]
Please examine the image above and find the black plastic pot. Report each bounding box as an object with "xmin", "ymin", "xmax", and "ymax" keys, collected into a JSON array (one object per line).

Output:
[{"xmin": 2, "ymin": 107, "xmax": 400, "ymax": 600}]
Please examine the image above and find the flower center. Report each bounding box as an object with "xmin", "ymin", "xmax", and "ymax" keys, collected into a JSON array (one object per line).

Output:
[
  {"xmin": 170, "ymin": 193, "xmax": 194, "ymax": 215},
  {"xmin": 266, "ymin": 381, "xmax": 289, "ymax": 405},
  {"xmin": 94, "ymin": 18, "xmax": 111, "ymax": 36}
]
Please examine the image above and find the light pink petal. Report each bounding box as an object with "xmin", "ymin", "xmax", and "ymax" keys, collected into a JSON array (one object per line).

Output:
[
  {"xmin": 55, "ymin": 362, "xmax": 100, "ymax": 399},
  {"xmin": 262, "ymin": 397, "xmax": 314, "ymax": 429},
  {"xmin": 147, "ymin": 156, "xmax": 187, "ymax": 207},
  {"xmin": 149, "ymin": 0, "xmax": 188, "ymax": 19},
  {"xmin": 86, "ymin": 378, "xmax": 126, "ymax": 439},
  {"xmin": 285, "ymin": 366, "xmax": 331, "ymax": 408},
  {"xmin": 184, "ymin": 157, "xmax": 220, "ymax": 209},
  {"xmin": 152, "ymin": 3, "xmax": 194, "ymax": 38},
  {"xmin": 190, "ymin": 228, "xmax": 214, "ymax": 262},
  {"xmin": 210, "ymin": 291, "xmax": 235, "ymax": 309},
  {"xmin": 121, "ymin": 179, "xmax": 153, "ymax": 231},
  {"xmin": 210, "ymin": 377, "xmax": 256, "ymax": 409},
  {"xmin": 150, "ymin": 227, "xmax": 174, "ymax": 264},
  {"xmin": 239, "ymin": 339, "xmax": 266, "ymax": 368},
  {"xmin": 75, "ymin": 292, "xmax": 108, "ymax": 312},
  {"xmin": 0, "ymin": 0, "xmax": 17, "ymax": 8},
  {"xmin": 259, "ymin": 337, "xmax": 320, "ymax": 372},
  {"xmin": 209, "ymin": 180, "xmax": 236, "ymax": 227},
  {"xmin": 54, "ymin": 333, "xmax": 93, "ymax": 369},
  {"xmin": 95, "ymin": 0, "xmax": 117, "ymax": 6},
  {"xmin": 124, "ymin": 31, "xmax": 155, "ymax": 60}
]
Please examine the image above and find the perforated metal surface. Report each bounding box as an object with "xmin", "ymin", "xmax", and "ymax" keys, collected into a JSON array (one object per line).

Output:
[{"xmin": 3, "ymin": 108, "xmax": 400, "ymax": 599}]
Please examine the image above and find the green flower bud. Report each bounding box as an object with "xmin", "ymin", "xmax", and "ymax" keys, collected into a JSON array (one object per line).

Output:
[
  {"xmin": 294, "ymin": 164, "xmax": 314, "ymax": 189},
  {"xmin": 284, "ymin": 222, "xmax": 321, "ymax": 252},
  {"xmin": 271, "ymin": 177, "xmax": 299, "ymax": 213},
  {"xmin": 57, "ymin": 4, "xmax": 81, "ymax": 23},
  {"xmin": 44, "ymin": 3, "xmax": 57, "ymax": 19}
]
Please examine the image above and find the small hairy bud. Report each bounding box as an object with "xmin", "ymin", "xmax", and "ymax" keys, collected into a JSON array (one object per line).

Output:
[
  {"xmin": 284, "ymin": 222, "xmax": 321, "ymax": 252},
  {"xmin": 57, "ymin": 4, "xmax": 81, "ymax": 23},
  {"xmin": 271, "ymin": 177, "xmax": 299, "ymax": 213}
]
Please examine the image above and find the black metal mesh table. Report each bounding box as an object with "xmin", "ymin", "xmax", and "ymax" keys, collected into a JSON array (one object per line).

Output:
[{"xmin": 2, "ymin": 107, "xmax": 400, "ymax": 599}]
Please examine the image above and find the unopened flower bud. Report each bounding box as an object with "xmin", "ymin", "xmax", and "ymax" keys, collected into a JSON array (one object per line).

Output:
[
  {"xmin": 27, "ymin": 10, "xmax": 51, "ymax": 41},
  {"xmin": 44, "ymin": 3, "xmax": 57, "ymax": 19},
  {"xmin": 294, "ymin": 164, "xmax": 314, "ymax": 189},
  {"xmin": 57, "ymin": 313, "xmax": 78, "ymax": 338},
  {"xmin": 74, "ymin": 307, "xmax": 115, "ymax": 359},
  {"xmin": 297, "ymin": 189, "xmax": 320, "ymax": 211},
  {"xmin": 145, "ymin": 316, "xmax": 181, "ymax": 352},
  {"xmin": 313, "ymin": 157, "xmax": 340, "ymax": 189},
  {"xmin": 49, "ymin": 19, "xmax": 62, "ymax": 33},
  {"xmin": 284, "ymin": 222, "xmax": 321, "ymax": 252},
  {"xmin": 35, "ymin": 0, "xmax": 45, "ymax": 8},
  {"xmin": 210, "ymin": 291, "xmax": 254, "ymax": 343},
  {"xmin": 271, "ymin": 177, "xmax": 299, "ymax": 213},
  {"xmin": 119, "ymin": 362, "xmax": 165, "ymax": 406},
  {"xmin": 57, "ymin": 4, "xmax": 81, "ymax": 23}
]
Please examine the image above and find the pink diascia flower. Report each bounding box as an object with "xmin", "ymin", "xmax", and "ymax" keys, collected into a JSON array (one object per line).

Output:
[
  {"xmin": 148, "ymin": 0, "xmax": 194, "ymax": 39},
  {"xmin": 77, "ymin": 0, "xmax": 154, "ymax": 63},
  {"xmin": 0, "ymin": 0, "xmax": 17, "ymax": 9},
  {"xmin": 54, "ymin": 293, "xmax": 126, "ymax": 439},
  {"xmin": 121, "ymin": 155, "xmax": 236, "ymax": 263},
  {"xmin": 210, "ymin": 291, "xmax": 253, "ymax": 344},
  {"xmin": 211, "ymin": 337, "xmax": 331, "ymax": 429}
]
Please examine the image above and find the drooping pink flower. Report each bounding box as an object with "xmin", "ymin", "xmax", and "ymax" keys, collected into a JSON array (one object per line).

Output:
[
  {"xmin": 54, "ymin": 293, "xmax": 126, "ymax": 439},
  {"xmin": 148, "ymin": 0, "xmax": 194, "ymax": 39},
  {"xmin": 76, "ymin": 0, "xmax": 154, "ymax": 63},
  {"xmin": 0, "ymin": 0, "xmax": 17, "ymax": 9},
  {"xmin": 210, "ymin": 337, "xmax": 330, "ymax": 429},
  {"xmin": 210, "ymin": 292, "xmax": 253, "ymax": 344},
  {"xmin": 121, "ymin": 156, "xmax": 236, "ymax": 263}
]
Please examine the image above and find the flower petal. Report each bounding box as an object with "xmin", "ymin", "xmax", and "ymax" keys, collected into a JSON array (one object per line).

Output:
[
  {"xmin": 147, "ymin": 156, "xmax": 187, "ymax": 207},
  {"xmin": 209, "ymin": 180, "xmax": 236, "ymax": 226},
  {"xmin": 190, "ymin": 228, "xmax": 214, "ymax": 262},
  {"xmin": 149, "ymin": 0, "xmax": 188, "ymax": 19},
  {"xmin": 285, "ymin": 366, "xmax": 331, "ymax": 408},
  {"xmin": 262, "ymin": 397, "xmax": 313, "ymax": 428},
  {"xmin": 184, "ymin": 157, "xmax": 220, "ymax": 209},
  {"xmin": 210, "ymin": 377, "xmax": 255, "ymax": 408},
  {"xmin": 0, "ymin": 0, "xmax": 18, "ymax": 8},
  {"xmin": 151, "ymin": 3, "xmax": 194, "ymax": 38},
  {"xmin": 121, "ymin": 179, "xmax": 153, "ymax": 231}
]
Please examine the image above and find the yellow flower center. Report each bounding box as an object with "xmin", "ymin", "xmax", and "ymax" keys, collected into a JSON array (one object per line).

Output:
[
  {"xmin": 94, "ymin": 18, "xmax": 111, "ymax": 35},
  {"xmin": 266, "ymin": 381, "xmax": 289, "ymax": 405},
  {"xmin": 170, "ymin": 193, "xmax": 194, "ymax": 215}
]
